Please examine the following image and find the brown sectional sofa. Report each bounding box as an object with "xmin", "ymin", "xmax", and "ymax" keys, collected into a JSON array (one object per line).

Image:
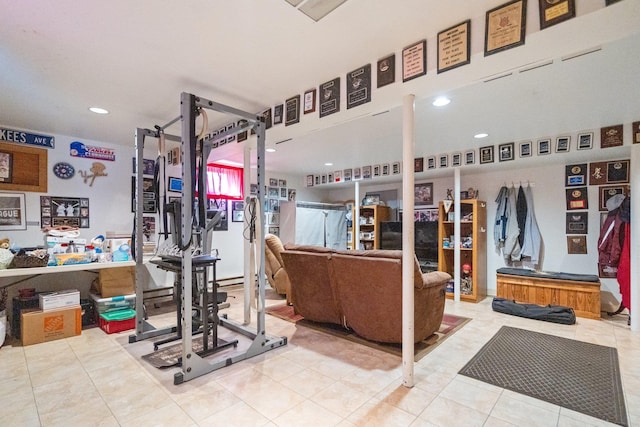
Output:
[{"xmin": 280, "ymin": 244, "xmax": 451, "ymax": 344}]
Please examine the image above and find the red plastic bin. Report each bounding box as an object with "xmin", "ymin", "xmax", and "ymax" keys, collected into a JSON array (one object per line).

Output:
[{"xmin": 98, "ymin": 309, "xmax": 136, "ymax": 334}]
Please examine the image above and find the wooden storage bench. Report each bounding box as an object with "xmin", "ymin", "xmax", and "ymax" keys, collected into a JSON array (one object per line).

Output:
[{"xmin": 496, "ymin": 268, "xmax": 601, "ymax": 320}]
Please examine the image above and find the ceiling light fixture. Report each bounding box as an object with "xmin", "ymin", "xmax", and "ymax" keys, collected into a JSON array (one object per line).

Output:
[
  {"xmin": 324, "ymin": 162, "xmax": 333, "ymax": 166},
  {"xmin": 432, "ymin": 96, "xmax": 451, "ymax": 107},
  {"xmin": 89, "ymin": 107, "xmax": 109, "ymax": 114},
  {"xmin": 474, "ymin": 133, "xmax": 489, "ymax": 139},
  {"xmin": 266, "ymin": 148, "xmax": 276, "ymax": 152}
]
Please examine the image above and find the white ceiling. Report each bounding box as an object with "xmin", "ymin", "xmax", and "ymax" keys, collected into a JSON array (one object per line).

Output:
[{"xmin": 1, "ymin": 0, "xmax": 639, "ymax": 179}]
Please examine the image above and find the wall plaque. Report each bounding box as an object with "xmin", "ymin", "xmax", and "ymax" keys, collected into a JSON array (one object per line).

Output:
[
  {"xmin": 566, "ymin": 212, "xmax": 587, "ymax": 234},
  {"xmin": 377, "ymin": 54, "xmax": 395, "ymax": 88},
  {"xmin": 402, "ymin": 40, "xmax": 427, "ymax": 82},
  {"xmin": 633, "ymin": 121, "xmax": 640, "ymax": 144},
  {"xmin": 565, "ymin": 163, "xmax": 586, "ymax": 187},
  {"xmin": 484, "ymin": 0, "xmax": 527, "ymax": 56},
  {"xmin": 285, "ymin": 95, "xmax": 300, "ymax": 126},
  {"xmin": 565, "ymin": 187, "xmax": 587, "ymax": 210},
  {"xmin": 319, "ymin": 77, "xmax": 340, "ymax": 118},
  {"xmin": 567, "ymin": 236, "xmax": 587, "ymax": 254},
  {"xmin": 346, "ymin": 64, "xmax": 371, "ymax": 109},
  {"xmin": 437, "ymin": 20, "xmax": 471, "ymax": 73},
  {"xmin": 600, "ymin": 124, "xmax": 623, "ymax": 148},
  {"xmin": 599, "ymin": 185, "xmax": 627, "ymax": 211},
  {"xmin": 538, "ymin": 0, "xmax": 575, "ymax": 29}
]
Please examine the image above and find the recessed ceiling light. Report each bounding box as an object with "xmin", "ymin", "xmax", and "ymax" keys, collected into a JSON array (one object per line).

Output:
[
  {"xmin": 474, "ymin": 133, "xmax": 489, "ymax": 139},
  {"xmin": 266, "ymin": 148, "xmax": 276, "ymax": 153},
  {"xmin": 432, "ymin": 96, "xmax": 451, "ymax": 107},
  {"xmin": 324, "ymin": 162, "xmax": 333, "ymax": 166},
  {"xmin": 89, "ymin": 107, "xmax": 109, "ymax": 114}
]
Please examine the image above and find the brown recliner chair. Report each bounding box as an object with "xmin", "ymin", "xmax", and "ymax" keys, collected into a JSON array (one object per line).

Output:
[{"xmin": 264, "ymin": 233, "xmax": 292, "ymax": 304}]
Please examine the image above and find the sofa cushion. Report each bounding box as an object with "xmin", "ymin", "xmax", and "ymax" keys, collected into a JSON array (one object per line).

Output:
[{"xmin": 283, "ymin": 243, "xmax": 335, "ymax": 254}]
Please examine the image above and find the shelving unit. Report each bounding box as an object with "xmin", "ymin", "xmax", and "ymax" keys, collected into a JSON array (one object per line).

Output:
[
  {"xmin": 349, "ymin": 205, "xmax": 390, "ymax": 250},
  {"xmin": 438, "ymin": 199, "xmax": 487, "ymax": 302}
]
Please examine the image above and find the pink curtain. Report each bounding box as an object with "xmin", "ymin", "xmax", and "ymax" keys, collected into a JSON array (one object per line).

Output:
[{"xmin": 205, "ymin": 163, "xmax": 244, "ymax": 200}]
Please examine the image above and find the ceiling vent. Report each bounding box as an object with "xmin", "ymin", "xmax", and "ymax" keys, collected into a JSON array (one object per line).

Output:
[{"xmin": 285, "ymin": 0, "xmax": 349, "ymax": 22}]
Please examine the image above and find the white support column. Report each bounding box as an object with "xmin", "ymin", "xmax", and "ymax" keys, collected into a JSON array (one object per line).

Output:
[
  {"xmin": 402, "ymin": 94, "xmax": 415, "ymax": 387},
  {"xmin": 454, "ymin": 168, "xmax": 461, "ymax": 302},
  {"xmin": 243, "ymin": 146, "xmax": 252, "ymax": 325},
  {"xmin": 630, "ymin": 144, "xmax": 639, "ymax": 331}
]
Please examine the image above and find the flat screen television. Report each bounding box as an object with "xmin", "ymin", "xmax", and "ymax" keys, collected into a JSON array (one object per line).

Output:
[{"xmin": 379, "ymin": 221, "xmax": 439, "ymax": 272}]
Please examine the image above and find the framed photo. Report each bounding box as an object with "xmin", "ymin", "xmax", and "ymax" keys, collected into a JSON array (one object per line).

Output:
[
  {"xmin": 0, "ymin": 192, "xmax": 26, "ymax": 230},
  {"xmin": 634, "ymin": 121, "xmax": 640, "ymax": 144},
  {"xmin": 414, "ymin": 182, "xmax": 434, "ymax": 206},
  {"xmin": 599, "ymin": 185, "xmax": 626, "ymax": 211},
  {"xmin": 484, "ymin": 0, "xmax": 527, "ymax": 56},
  {"xmin": 269, "ymin": 178, "xmax": 278, "ymax": 187},
  {"xmin": 362, "ymin": 166, "xmax": 372, "ymax": 179},
  {"xmin": 132, "ymin": 158, "xmax": 155, "ymax": 176},
  {"xmin": 381, "ymin": 164, "xmax": 390, "ymax": 176},
  {"xmin": 377, "ymin": 54, "xmax": 395, "ymax": 88},
  {"xmin": 519, "ymin": 141, "xmax": 532, "ymax": 157},
  {"xmin": 363, "ymin": 193, "xmax": 380, "ymax": 205},
  {"xmin": 402, "ymin": 39, "xmax": 427, "ymax": 82},
  {"xmin": 427, "ymin": 156, "xmax": 436, "ymax": 169},
  {"xmin": 451, "ymin": 152, "xmax": 462, "ymax": 167},
  {"xmin": 373, "ymin": 165, "xmax": 381, "ymax": 177},
  {"xmin": 168, "ymin": 177, "xmax": 183, "ymax": 193},
  {"xmin": 327, "ymin": 173, "xmax": 334, "ymax": 183},
  {"xmin": 303, "ymin": 89, "xmax": 316, "ymax": 114},
  {"xmin": 498, "ymin": 142, "xmax": 515, "ymax": 161},
  {"xmin": 392, "ymin": 162, "xmax": 401, "ymax": 175},
  {"xmin": 268, "ymin": 226, "xmax": 279, "ymax": 236},
  {"xmin": 414, "ymin": 157, "xmax": 424, "ymax": 172},
  {"xmin": 288, "ymin": 189, "xmax": 296, "ymax": 201},
  {"xmin": 343, "ymin": 168, "xmax": 353, "ymax": 181},
  {"xmin": 537, "ymin": 139, "xmax": 551, "ymax": 155},
  {"xmin": 306, "ymin": 175, "xmax": 314, "ymax": 187},
  {"xmin": 43, "ymin": 195, "xmax": 90, "ymax": 228},
  {"xmin": 268, "ymin": 186, "xmax": 279, "ymax": 198},
  {"xmin": 480, "ymin": 145, "xmax": 494, "ymax": 164},
  {"xmin": 232, "ymin": 210, "xmax": 244, "ymax": 222},
  {"xmin": 577, "ymin": 132, "xmax": 593, "ymax": 150},
  {"xmin": 285, "ymin": 95, "xmax": 301, "ymax": 126},
  {"xmin": 464, "ymin": 150, "xmax": 475, "ymax": 165},
  {"xmin": 273, "ymin": 104, "xmax": 284, "ymax": 125},
  {"xmin": 334, "ymin": 170, "xmax": 342, "ymax": 182},
  {"xmin": 268, "ymin": 198, "xmax": 280, "ymax": 212},
  {"xmin": 278, "ymin": 179, "xmax": 287, "ymax": 187},
  {"xmin": 556, "ymin": 136, "xmax": 571, "ymax": 153},
  {"xmin": 353, "ymin": 168, "xmax": 361, "ymax": 180},
  {"xmin": 539, "ymin": 0, "xmax": 575, "ymax": 30},
  {"xmin": 439, "ymin": 155, "xmax": 448, "ymax": 168},
  {"xmin": 437, "ymin": 20, "xmax": 471, "ymax": 74},
  {"xmin": 279, "ymin": 187, "xmax": 288, "ymax": 199},
  {"xmin": 0, "ymin": 151, "xmax": 13, "ymax": 183},
  {"xmin": 209, "ymin": 199, "xmax": 228, "ymax": 231}
]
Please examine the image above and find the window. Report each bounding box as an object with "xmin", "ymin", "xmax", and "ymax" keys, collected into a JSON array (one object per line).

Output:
[{"xmin": 205, "ymin": 163, "xmax": 244, "ymax": 200}]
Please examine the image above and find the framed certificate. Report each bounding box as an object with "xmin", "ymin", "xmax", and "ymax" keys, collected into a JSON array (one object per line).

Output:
[
  {"xmin": 437, "ymin": 20, "xmax": 471, "ymax": 74},
  {"xmin": 600, "ymin": 124, "xmax": 623, "ymax": 148},
  {"xmin": 484, "ymin": 0, "xmax": 527, "ymax": 56},
  {"xmin": 303, "ymin": 89, "xmax": 316, "ymax": 114},
  {"xmin": 273, "ymin": 104, "xmax": 283, "ymax": 125},
  {"xmin": 0, "ymin": 151, "xmax": 13, "ymax": 183},
  {"xmin": 402, "ymin": 40, "xmax": 427, "ymax": 82},
  {"xmin": 539, "ymin": 0, "xmax": 575, "ymax": 29},
  {"xmin": 480, "ymin": 145, "xmax": 494, "ymax": 164}
]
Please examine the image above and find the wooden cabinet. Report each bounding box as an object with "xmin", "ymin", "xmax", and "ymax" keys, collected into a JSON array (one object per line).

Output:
[
  {"xmin": 438, "ymin": 199, "xmax": 486, "ymax": 302},
  {"xmin": 350, "ymin": 205, "xmax": 390, "ymax": 250}
]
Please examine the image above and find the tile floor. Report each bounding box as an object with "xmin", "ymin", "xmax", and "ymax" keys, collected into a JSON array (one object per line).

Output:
[{"xmin": 0, "ymin": 287, "xmax": 637, "ymax": 427}]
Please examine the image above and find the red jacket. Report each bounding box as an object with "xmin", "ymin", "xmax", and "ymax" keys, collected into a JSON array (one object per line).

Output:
[{"xmin": 598, "ymin": 212, "xmax": 625, "ymax": 270}]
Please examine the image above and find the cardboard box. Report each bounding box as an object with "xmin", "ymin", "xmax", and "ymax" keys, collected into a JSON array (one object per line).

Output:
[
  {"xmin": 95, "ymin": 266, "xmax": 135, "ymax": 298},
  {"xmin": 21, "ymin": 306, "xmax": 82, "ymax": 346},
  {"xmin": 39, "ymin": 289, "xmax": 80, "ymax": 311}
]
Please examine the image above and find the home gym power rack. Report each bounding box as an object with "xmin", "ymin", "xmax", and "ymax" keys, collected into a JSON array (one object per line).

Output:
[{"xmin": 129, "ymin": 92, "xmax": 287, "ymax": 384}]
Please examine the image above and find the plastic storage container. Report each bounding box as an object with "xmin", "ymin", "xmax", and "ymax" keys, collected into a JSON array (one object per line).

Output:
[
  {"xmin": 98, "ymin": 309, "xmax": 136, "ymax": 334},
  {"xmin": 90, "ymin": 292, "xmax": 135, "ymax": 314}
]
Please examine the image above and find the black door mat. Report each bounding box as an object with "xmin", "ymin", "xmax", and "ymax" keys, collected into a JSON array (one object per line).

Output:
[{"xmin": 459, "ymin": 326, "xmax": 628, "ymax": 426}]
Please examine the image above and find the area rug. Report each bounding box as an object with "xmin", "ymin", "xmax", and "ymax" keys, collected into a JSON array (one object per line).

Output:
[
  {"xmin": 265, "ymin": 303, "xmax": 470, "ymax": 361},
  {"xmin": 459, "ymin": 326, "xmax": 628, "ymax": 426}
]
